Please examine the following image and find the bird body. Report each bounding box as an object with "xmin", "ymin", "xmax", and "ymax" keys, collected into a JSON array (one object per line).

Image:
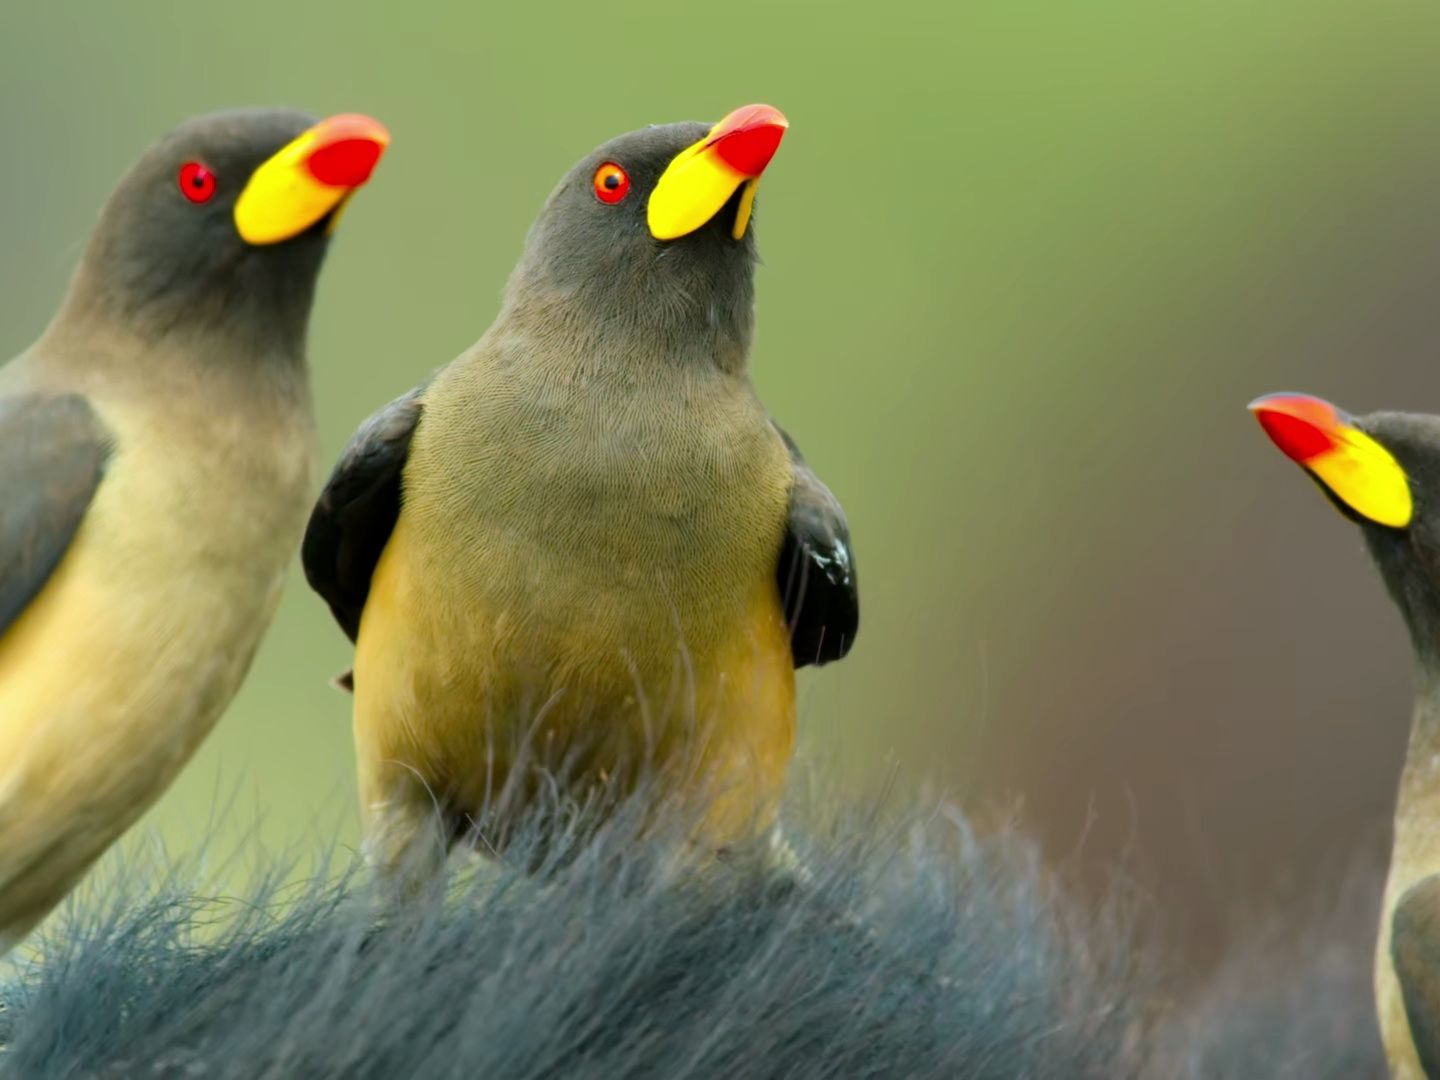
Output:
[
  {"xmin": 355, "ymin": 325, "xmax": 797, "ymax": 853},
  {"xmin": 0, "ymin": 108, "xmax": 387, "ymax": 949},
  {"xmin": 1381, "ymin": 704, "xmax": 1440, "ymax": 1080},
  {"xmin": 306, "ymin": 106, "xmax": 858, "ymax": 882},
  {"xmin": 0, "ymin": 333, "xmax": 316, "ymax": 946},
  {"xmin": 1253, "ymin": 395, "xmax": 1440, "ymax": 1078}
]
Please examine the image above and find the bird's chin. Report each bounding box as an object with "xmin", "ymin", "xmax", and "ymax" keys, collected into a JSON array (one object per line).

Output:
[
  {"xmin": 301, "ymin": 209, "xmax": 339, "ymax": 241},
  {"xmin": 285, "ymin": 199, "xmax": 348, "ymax": 246},
  {"xmin": 244, "ymin": 210, "xmax": 338, "ymax": 253}
]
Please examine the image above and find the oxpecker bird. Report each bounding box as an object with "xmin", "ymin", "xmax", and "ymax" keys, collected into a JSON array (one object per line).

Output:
[
  {"xmin": 1253, "ymin": 392, "xmax": 1440, "ymax": 1079},
  {"xmin": 0, "ymin": 109, "xmax": 388, "ymax": 950},
  {"xmin": 304, "ymin": 104, "xmax": 858, "ymax": 887}
]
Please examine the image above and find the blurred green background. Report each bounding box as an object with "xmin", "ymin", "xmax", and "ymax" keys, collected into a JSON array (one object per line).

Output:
[{"xmin": 5, "ymin": 0, "xmax": 1440, "ymax": 957}]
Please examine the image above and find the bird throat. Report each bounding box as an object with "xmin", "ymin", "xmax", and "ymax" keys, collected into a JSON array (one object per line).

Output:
[{"xmin": 505, "ymin": 231, "xmax": 757, "ymax": 377}]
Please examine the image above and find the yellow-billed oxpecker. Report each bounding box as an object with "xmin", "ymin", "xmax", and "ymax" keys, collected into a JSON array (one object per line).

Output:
[
  {"xmin": 1253, "ymin": 392, "xmax": 1440, "ymax": 1079},
  {"xmin": 0, "ymin": 109, "xmax": 388, "ymax": 950},
  {"xmin": 304, "ymin": 104, "xmax": 858, "ymax": 885}
]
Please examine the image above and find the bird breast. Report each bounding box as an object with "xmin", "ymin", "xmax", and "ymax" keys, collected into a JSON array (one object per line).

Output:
[{"xmin": 400, "ymin": 357, "xmax": 793, "ymax": 659}]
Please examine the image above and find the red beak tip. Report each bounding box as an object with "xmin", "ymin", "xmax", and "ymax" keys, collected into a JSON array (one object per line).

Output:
[
  {"xmin": 710, "ymin": 103, "xmax": 788, "ymax": 176},
  {"xmin": 302, "ymin": 114, "xmax": 389, "ymax": 188},
  {"xmin": 306, "ymin": 137, "xmax": 385, "ymax": 188},
  {"xmin": 1253, "ymin": 405, "xmax": 1338, "ymax": 463},
  {"xmin": 731, "ymin": 103, "xmax": 788, "ymax": 128}
]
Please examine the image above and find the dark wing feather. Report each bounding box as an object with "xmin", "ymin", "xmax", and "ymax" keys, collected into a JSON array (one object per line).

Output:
[
  {"xmin": 1393, "ymin": 874, "xmax": 1440, "ymax": 1076},
  {"xmin": 0, "ymin": 393, "xmax": 111, "ymax": 637},
  {"xmin": 773, "ymin": 424, "xmax": 858, "ymax": 668},
  {"xmin": 302, "ymin": 384, "xmax": 426, "ymax": 642}
]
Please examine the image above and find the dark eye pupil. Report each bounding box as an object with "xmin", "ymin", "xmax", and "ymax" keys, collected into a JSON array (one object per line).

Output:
[
  {"xmin": 192, "ymin": 175, "xmax": 206, "ymax": 188},
  {"xmin": 604, "ymin": 173, "xmax": 620, "ymax": 190}
]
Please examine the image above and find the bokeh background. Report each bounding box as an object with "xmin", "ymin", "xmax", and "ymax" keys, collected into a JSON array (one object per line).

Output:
[{"xmin": 5, "ymin": 0, "xmax": 1440, "ymax": 962}]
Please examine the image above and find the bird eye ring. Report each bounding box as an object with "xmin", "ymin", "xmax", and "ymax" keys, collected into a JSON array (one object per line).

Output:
[
  {"xmin": 592, "ymin": 162, "xmax": 630, "ymax": 205},
  {"xmin": 178, "ymin": 162, "xmax": 217, "ymax": 204}
]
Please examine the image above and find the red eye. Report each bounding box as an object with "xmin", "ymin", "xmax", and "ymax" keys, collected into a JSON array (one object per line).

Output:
[
  {"xmin": 178, "ymin": 162, "xmax": 216, "ymax": 204},
  {"xmin": 593, "ymin": 162, "xmax": 630, "ymax": 205}
]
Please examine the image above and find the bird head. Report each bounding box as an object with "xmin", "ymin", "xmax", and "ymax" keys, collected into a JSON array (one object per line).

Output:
[
  {"xmin": 510, "ymin": 104, "xmax": 789, "ymax": 369},
  {"xmin": 68, "ymin": 108, "xmax": 389, "ymax": 351},
  {"xmin": 1252, "ymin": 392, "xmax": 1440, "ymax": 653}
]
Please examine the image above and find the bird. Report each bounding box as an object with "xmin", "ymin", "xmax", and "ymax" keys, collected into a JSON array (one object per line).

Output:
[
  {"xmin": 1252, "ymin": 391, "xmax": 1440, "ymax": 1079},
  {"xmin": 303, "ymin": 103, "xmax": 858, "ymax": 891},
  {"xmin": 0, "ymin": 108, "xmax": 389, "ymax": 952}
]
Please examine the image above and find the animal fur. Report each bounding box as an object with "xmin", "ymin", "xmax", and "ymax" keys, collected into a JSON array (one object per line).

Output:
[{"xmin": 0, "ymin": 791, "xmax": 1386, "ymax": 1079}]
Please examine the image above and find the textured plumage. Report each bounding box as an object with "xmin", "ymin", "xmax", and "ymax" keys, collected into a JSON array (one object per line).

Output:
[
  {"xmin": 305, "ymin": 111, "xmax": 858, "ymax": 883},
  {"xmin": 774, "ymin": 423, "xmax": 858, "ymax": 667},
  {"xmin": 0, "ymin": 108, "xmax": 384, "ymax": 951},
  {"xmin": 1393, "ymin": 874, "xmax": 1440, "ymax": 1075},
  {"xmin": 1254, "ymin": 398, "xmax": 1440, "ymax": 1077},
  {"xmin": 304, "ymin": 383, "xmax": 428, "ymax": 644},
  {"xmin": 0, "ymin": 395, "xmax": 110, "ymax": 635}
]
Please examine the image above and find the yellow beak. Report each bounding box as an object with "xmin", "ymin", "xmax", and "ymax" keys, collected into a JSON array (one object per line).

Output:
[
  {"xmin": 647, "ymin": 103, "xmax": 788, "ymax": 242},
  {"xmin": 234, "ymin": 113, "xmax": 390, "ymax": 246},
  {"xmin": 1250, "ymin": 392, "xmax": 1413, "ymax": 528}
]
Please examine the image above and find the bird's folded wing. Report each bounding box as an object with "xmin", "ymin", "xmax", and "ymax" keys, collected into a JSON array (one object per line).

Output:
[
  {"xmin": 0, "ymin": 393, "xmax": 111, "ymax": 640},
  {"xmin": 772, "ymin": 422, "xmax": 858, "ymax": 668},
  {"xmin": 1393, "ymin": 874, "xmax": 1440, "ymax": 1076},
  {"xmin": 302, "ymin": 383, "xmax": 427, "ymax": 643}
]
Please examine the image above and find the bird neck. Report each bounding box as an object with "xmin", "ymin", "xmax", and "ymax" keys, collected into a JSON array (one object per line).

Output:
[
  {"xmin": 48, "ymin": 256, "xmax": 313, "ymax": 376},
  {"xmin": 1368, "ymin": 536, "xmax": 1440, "ymax": 832},
  {"xmin": 1387, "ymin": 664, "xmax": 1440, "ymax": 904},
  {"xmin": 1403, "ymin": 663, "xmax": 1440, "ymax": 784},
  {"xmin": 40, "ymin": 278, "xmax": 314, "ymax": 414},
  {"xmin": 50, "ymin": 215, "xmax": 320, "ymax": 372},
  {"xmin": 498, "ymin": 262, "xmax": 755, "ymax": 378}
]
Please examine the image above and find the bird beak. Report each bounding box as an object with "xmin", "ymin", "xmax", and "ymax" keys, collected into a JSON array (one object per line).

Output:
[
  {"xmin": 234, "ymin": 113, "xmax": 390, "ymax": 246},
  {"xmin": 1250, "ymin": 392, "xmax": 1413, "ymax": 528},
  {"xmin": 647, "ymin": 103, "xmax": 788, "ymax": 242}
]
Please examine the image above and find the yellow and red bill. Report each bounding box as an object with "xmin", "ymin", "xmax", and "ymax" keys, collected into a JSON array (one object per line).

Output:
[
  {"xmin": 234, "ymin": 113, "xmax": 390, "ymax": 246},
  {"xmin": 1250, "ymin": 392, "xmax": 1413, "ymax": 528},
  {"xmin": 647, "ymin": 103, "xmax": 788, "ymax": 242}
]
